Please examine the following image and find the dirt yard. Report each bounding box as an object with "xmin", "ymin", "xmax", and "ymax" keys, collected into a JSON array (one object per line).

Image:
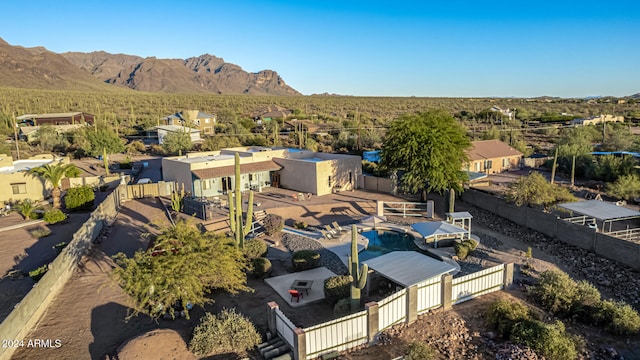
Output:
[{"xmin": 8, "ymin": 191, "xmax": 640, "ymax": 360}]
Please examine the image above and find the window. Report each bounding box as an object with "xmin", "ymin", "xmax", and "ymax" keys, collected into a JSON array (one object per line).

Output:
[
  {"xmin": 11, "ymin": 183, "xmax": 27, "ymax": 195},
  {"xmin": 202, "ymin": 179, "xmax": 210, "ymax": 190},
  {"xmin": 205, "ymin": 118, "xmax": 210, "ymax": 124},
  {"xmin": 474, "ymin": 162, "xmax": 480, "ymax": 172},
  {"xmin": 485, "ymin": 160, "xmax": 493, "ymax": 170},
  {"xmin": 328, "ymin": 176, "xmax": 332, "ymax": 187},
  {"xmin": 249, "ymin": 174, "xmax": 254, "ymax": 181},
  {"xmin": 503, "ymin": 158, "xmax": 509, "ymax": 168}
]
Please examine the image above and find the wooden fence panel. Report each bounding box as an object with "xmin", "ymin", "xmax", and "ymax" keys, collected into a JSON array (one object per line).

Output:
[
  {"xmin": 416, "ymin": 276, "xmax": 442, "ymax": 314},
  {"xmin": 451, "ymin": 264, "xmax": 505, "ymax": 305},
  {"xmin": 378, "ymin": 288, "xmax": 407, "ymax": 330},
  {"xmin": 275, "ymin": 309, "xmax": 297, "ymax": 349},
  {"xmin": 126, "ymin": 183, "xmax": 160, "ymax": 199},
  {"xmin": 303, "ymin": 310, "xmax": 368, "ymax": 359}
]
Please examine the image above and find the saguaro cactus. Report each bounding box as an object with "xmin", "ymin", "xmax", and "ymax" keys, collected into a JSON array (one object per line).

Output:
[
  {"xmin": 171, "ymin": 182, "xmax": 185, "ymax": 212},
  {"xmin": 348, "ymin": 225, "xmax": 368, "ymax": 310},
  {"xmin": 228, "ymin": 153, "xmax": 254, "ymax": 249}
]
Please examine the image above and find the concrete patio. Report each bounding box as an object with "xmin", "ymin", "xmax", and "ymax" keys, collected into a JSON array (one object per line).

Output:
[{"xmin": 264, "ymin": 267, "xmax": 337, "ymax": 308}]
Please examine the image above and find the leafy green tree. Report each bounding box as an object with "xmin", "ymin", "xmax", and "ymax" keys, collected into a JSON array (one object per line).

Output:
[
  {"xmin": 506, "ymin": 172, "xmax": 576, "ymax": 209},
  {"xmin": 29, "ymin": 162, "xmax": 81, "ymax": 209},
  {"xmin": 601, "ymin": 123, "xmax": 634, "ymax": 151},
  {"xmin": 380, "ymin": 110, "xmax": 471, "ymax": 197},
  {"xmin": 84, "ymin": 127, "xmax": 125, "ymax": 157},
  {"xmin": 34, "ymin": 124, "xmax": 69, "ymax": 151},
  {"xmin": 607, "ymin": 174, "xmax": 640, "ymax": 201},
  {"xmin": 200, "ymin": 136, "xmax": 242, "ymax": 151},
  {"xmin": 111, "ymin": 221, "xmax": 251, "ymax": 320},
  {"xmin": 162, "ymin": 131, "xmax": 193, "ymax": 155}
]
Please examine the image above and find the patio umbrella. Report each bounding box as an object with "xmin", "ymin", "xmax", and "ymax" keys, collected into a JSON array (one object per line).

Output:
[{"xmin": 361, "ymin": 215, "xmax": 387, "ymax": 229}]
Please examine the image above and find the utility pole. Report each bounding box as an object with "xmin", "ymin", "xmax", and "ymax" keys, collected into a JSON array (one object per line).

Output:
[
  {"xmin": 550, "ymin": 148, "xmax": 558, "ymax": 185},
  {"xmin": 12, "ymin": 113, "xmax": 20, "ymax": 160},
  {"xmin": 571, "ymin": 155, "xmax": 576, "ymax": 187}
]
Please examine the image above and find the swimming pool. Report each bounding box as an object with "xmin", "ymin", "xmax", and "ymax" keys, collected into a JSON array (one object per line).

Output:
[{"xmin": 359, "ymin": 229, "xmax": 419, "ymax": 261}]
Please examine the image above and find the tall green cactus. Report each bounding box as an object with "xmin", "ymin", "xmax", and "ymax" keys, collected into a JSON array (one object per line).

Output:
[
  {"xmin": 227, "ymin": 153, "xmax": 254, "ymax": 249},
  {"xmin": 348, "ymin": 224, "xmax": 368, "ymax": 310},
  {"xmin": 171, "ymin": 182, "xmax": 185, "ymax": 212}
]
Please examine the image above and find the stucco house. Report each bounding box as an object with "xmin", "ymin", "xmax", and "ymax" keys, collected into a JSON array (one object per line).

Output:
[
  {"xmin": 0, "ymin": 154, "xmax": 71, "ymax": 205},
  {"xmin": 19, "ymin": 124, "xmax": 86, "ymax": 143},
  {"xmin": 16, "ymin": 112, "xmax": 95, "ymax": 126},
  {"xmin": 161, "ymin": 146, "xmax": 362, "ymax": 197},
  {"xmin": 466, "ymin": 140, "xmax": 522, "ymax": 174},
  {"xmin": 154, "ymin": 125, "xmax": 201, "ymax": 145},
  {"xmin": 570, "ymin": 114, "xmax": 624, "ymax": 126},
  {"xmin": 161, "ymin": 110, "xmax": 216, "ymax": 135}
]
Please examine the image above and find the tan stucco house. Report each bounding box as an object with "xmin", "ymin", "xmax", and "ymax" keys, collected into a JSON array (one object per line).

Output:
[
  {"xmin": 161, "ymin": 147, "xmax": 362, "ymax": 197},
  {"xmin": 0, "ymin": 154, "xmax": 70, "ymax": 205},
  {"xmin": 466, "ymin": 140, "xmax": 522, "ymax": 174},
  {"xmin": 161, "ymin": 110, "xmax": 216, "ymax": 135}
]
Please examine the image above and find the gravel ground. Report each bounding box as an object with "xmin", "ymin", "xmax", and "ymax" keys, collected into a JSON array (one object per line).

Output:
[{"xmin": 281, "ymin": 233, "xmax": 349, "ymax": 275}]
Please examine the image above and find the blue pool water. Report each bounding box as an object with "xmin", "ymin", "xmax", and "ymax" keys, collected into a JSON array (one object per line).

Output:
[{"xmin": 359, "ymin": 230, "xmax": 419, "ymax": 261}]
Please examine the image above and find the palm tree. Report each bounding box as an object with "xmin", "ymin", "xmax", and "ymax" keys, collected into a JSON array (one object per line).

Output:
[
  {"xmin": 12, "ymin": 199, "xmax": 37, "ymax": 220},
  {"xmin": 29, "ymin": 162, "xmax": 81, "ymax": 209}
]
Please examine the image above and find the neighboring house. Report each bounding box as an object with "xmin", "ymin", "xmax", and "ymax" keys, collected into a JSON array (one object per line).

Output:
[
  {"xmin": 251, "ymin": 105, "xmax": 293, "ymax": 125},
  {"xmin": 490, "ymin": 106, "xmax": 514, "ymax": 121},
  {"xmin": 0, "ymin": 154, "xmax": 70, "ymax": 205},
  {"xmin": 466, "ymin": 140, "xmax": 523, "ymax": 174},
  {"xmin": 16, "ymin": 112, "xmax": 95, "ymax": 126},
  {"xmin": 283, "ymin": 119, "xmax": 333, "ymax": 136},
  {"xmin": 161, "ymin": 110, "xmax": 216, "ymax": 135},
  {"xmin": 19, "ymin": 124, "xmax": 86, "ymax": 143},
  {"xmin": 570, "ymin": 114, "xmax": 624, "ymax": 126},
  {"xmin": 153, "ymin": 125, "xmax": 201, "ymax": 145},
  {"xmin": 162, "ymin": 146, "xmax": 362, "ymax": 197}
]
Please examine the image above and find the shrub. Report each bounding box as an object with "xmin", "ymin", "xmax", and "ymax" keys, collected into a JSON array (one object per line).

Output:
[
  {"xmin": 333, "ymin": 298, "xmax": 350, "ymax": 315},
  {"xmin": 462, "ymin": 239, "xmax": 478, "ymax": 251},
  {"xmin": 263, "ymin": 213, "xmax": 284, "ymax": 235},
  {"xmin": 571, "ymin": 280, "xmax": 601, "ymax": 320},
  {"xmin": 29, "ymin": 264, "xmax": 48, "ymax": 281},
  {"xmin": 65, "ymin": 185, "xmax": 95, "ymax": 211},
  {"xmin": 29, "ymin": 227, "xmax": 51, "ymax": 239},
  {"xmin": 53, "ymin": 242, "xmax": 68, "ymax": 254},
  {"xmin": 13, "ymin": 199, "xmax": 37, "ymax": 220},
  {"xmin": 43, "ymin": 209, "xmax": 67, "ymax": 224},
  {"xmin": 250, "ymin": 257, "xmax": 272, "ymax": 278},
  {"xmin": 324, "ymin": 275, "xmax": 351, "ymax": 305},
  {"xmin": 485, "ymin": 299, "xmax": 533, "ymax": 338},
  {"xmin": 292, "ymin": 250, "xmax": 320, "ymax": 271},
  {"xmin": 510, "ymin": 319, "xmax": 579, "ymax": 360},
  {"xmin": 188, "ymin": 309, "xmax": 261, "ymax": 356},
  {"xmin": 593, "ymin": 300, "xmax": 640, "ymax": 335},
  {"xmin": 294, "ymin": 221, "xmax": 308, "ymax": 230},
  {"xmin": 454, "ymin": 242, "xmax": 469, "ymax": 260},
  {"xmin": 243, "ymin": 239, "xmax": 267, "ymax": 259},
  {"xmin": 528, "ymin": 270, "xmax": 576, "ymax": 316},
  {"xmin": 406, "ymin": 341, "xmax": 437, "ymax": 360}
]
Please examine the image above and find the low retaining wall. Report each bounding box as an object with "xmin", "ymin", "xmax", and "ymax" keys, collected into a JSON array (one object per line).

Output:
[
  {"xmin": 0, "ymin": 186, "xmax": 124, "ymax": 360},
  {"xmin": 461, "ymin": 189, "xmax": 640, "ymax": 270}
]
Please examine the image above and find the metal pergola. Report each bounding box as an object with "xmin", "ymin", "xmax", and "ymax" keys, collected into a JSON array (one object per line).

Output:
[{"xmin": 558, "ymin": 200, "xmax": 640, "ymax": 232}]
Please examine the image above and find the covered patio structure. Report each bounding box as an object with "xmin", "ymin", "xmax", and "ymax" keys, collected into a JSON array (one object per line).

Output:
[
  {"xmin": 411, "ymin": 221, "xmax": 468, "ymax": 248},
  {"xmin": 558, "ymin": 200, "xmax": 640, "ymax": 233},
  {"xmin": 363, "ymin": 251, "xmax": 457, "ymax": 293}
]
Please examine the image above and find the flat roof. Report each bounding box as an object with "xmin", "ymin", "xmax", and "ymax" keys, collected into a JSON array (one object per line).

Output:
[
  {"xmin": 155, "ymin": 125, "xmax": 200, "ymax": 133},
  {"xmin": 411, "ymin": 221, "xmax": 468, "ymax": 239},
  {"xmin": 0, "ymin": 159, "xmax": 54, "ymax": 174},
  {"xmin": 364, "ymin": 251, "xmax": 456, "ymax": 287},
  {"xmin": 175, "ymin": 154, "xmax": 235, "ymax": 164},
  {"xmin": 192, "ymin": 160, "xmax": 282, "ymax": 179},
  {"xmin": 558, "ymin": 200, "xmax": 640, "ymax": 221},
  {"xmin": 446, "ymin": 212, "xmax": 473, "ymax": 220}
]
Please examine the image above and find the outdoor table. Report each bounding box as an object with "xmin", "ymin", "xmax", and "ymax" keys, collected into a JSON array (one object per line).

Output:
[{"xmin": 290, "ymin": 279, "xmax": 314, "ymax": 295}]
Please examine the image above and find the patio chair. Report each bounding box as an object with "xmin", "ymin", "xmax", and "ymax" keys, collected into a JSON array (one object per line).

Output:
[
  {"xmin": 319, "ymin": 229, "xmax": 332, "ymax": 239},
  {"xmin": 288, "ymin": 289, "xmax": 303, "ymax": 302},
  {"xmin": 324, "ymin": 225, "xmax": 338, "ymax": 235},
  {"xmin": 292, "ymin": 193, "xmax": 298, "ymax": 201},
  {"xmin": 331, "ymin": 221, "xmax": 344, "ymax": 233}
]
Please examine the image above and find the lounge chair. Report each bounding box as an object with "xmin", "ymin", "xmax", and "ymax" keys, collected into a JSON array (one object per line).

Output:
[
  {"xmin": 324, "ymin": 225, "xmax": 338, "ymax": 235},
  {"xmin": 320, "ymin": 229, "xmax": 332, "ymax": 239},
  {"xmin": 331, "ymin": 221, "xmax": 344, "ymax": 232}
]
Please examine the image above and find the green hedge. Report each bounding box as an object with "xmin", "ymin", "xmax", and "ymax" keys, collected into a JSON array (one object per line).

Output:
[
  {"xmin": 189, "ymin": 309, "xmax": 261, "ymax": 356},
  {"xmin": 250, "ymin": 257, "xmax": 272, "ymax": 278},
  {"xmin": 243, "ymin": 239, "xmax": 267, "ymax": 259},
  {"xmin": 324, "ymin": 275, "xmax": 351, "ymax": 306},
  {"xmin": 43, "ymin": 209, "xmax": 67, "ymax": 224},
  {"xmin": 65, "ymin": 185, "xmax": 95, "ymax": 211},
  {"xmin": 292, "ymin": 250, "xmax": 320, "ymax": 271}
]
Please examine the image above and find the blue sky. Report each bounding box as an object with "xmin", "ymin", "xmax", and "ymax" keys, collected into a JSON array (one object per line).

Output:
[{"xmin": 2, "ymin": 0, "xmax": 639, "ymax": 97}]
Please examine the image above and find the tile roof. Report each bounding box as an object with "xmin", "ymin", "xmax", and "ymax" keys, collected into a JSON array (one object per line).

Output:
[
  {"xmin": 192, "ymin": 161, "xmax": 282, "ymax": 179},
  {"xmin": 467, "ymin": 140, "xmax": 523, "ymax": 161}
]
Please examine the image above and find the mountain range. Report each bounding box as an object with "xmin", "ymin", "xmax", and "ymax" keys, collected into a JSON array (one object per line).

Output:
[{"xmin": 0, "ymin": 38, "xmax": 300, "ymax": 95}]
